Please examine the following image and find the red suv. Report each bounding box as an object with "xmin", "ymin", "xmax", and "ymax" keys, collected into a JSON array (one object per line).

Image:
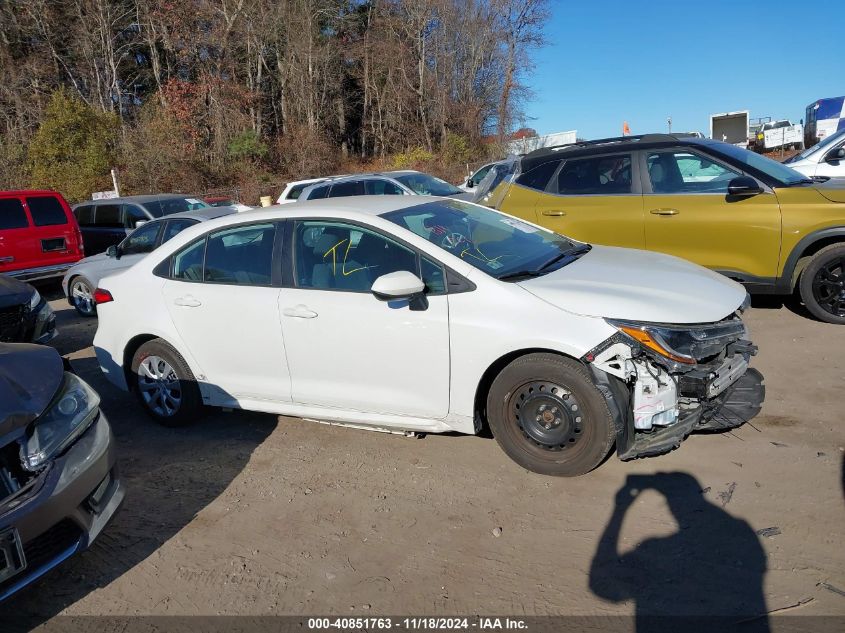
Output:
[{"xmin": 0, "ymin": 190, "xmax": 83, "ymax": 281}]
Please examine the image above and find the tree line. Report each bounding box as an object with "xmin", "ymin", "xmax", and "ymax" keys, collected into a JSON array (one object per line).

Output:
[{"xmin": 0, "ymin": 0, "xmax": 548, "ymax": 202}]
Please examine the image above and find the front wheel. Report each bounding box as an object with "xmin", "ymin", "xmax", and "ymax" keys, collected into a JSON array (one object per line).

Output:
[
  {"xmin": 486, "ymin": 353, "xmax": 616, "ymax": 476},
  {"xmin": 799, "ymin": 244, "xmax": 845, "ymax": 324},
  {"xmin": 131, "ymin": 339, "xmax": 203, "ymax": 426}
]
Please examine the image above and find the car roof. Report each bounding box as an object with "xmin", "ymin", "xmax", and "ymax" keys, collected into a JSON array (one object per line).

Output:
[
  {"xmin": 216, "ymin": 195, "xmax": 450, "ymax": 223},
  {"xmin": 519, "ymin": 133, "xmax": 720, "ymax": 171},
  {"xmin": 72, "ymin": 194, "xmax": 200, "ymax": 208},
  {"xmin": 0, "ymin": 189, "xmax": 64, "ymax": 197}
]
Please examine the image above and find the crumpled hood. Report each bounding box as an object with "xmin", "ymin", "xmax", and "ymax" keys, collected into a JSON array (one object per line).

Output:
[
  {"xmin": 0, "ymin": 343, "xmax": 64, "ymax": 437},
  {"xmin": 814, "ymin": 178, "xmax": 845, "ymax": 203},
  {"xmin": 0, "ymin": 274, "xmax": 35, "ymax": 309},
  {"xmin": 518, "ymin": 245, "xmax": 747, "ymax": 324}
]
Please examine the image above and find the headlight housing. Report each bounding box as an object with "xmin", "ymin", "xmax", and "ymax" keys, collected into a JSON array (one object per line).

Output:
[
  {"xmin": 21, "ymin": 372, "xmax": 100, "ymax": 471},
  {"xmin": 607, "ymin": 318, "xmax": 747, "ymax": 365},
  {"xmin": 29, "ymin": 289, "xmax": 41, "ymax": 310}
]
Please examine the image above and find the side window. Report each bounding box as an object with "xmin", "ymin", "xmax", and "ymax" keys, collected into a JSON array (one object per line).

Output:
[
  {"xmin": 74, "ymin": 205, "xmax": 94, "ymax": 227},
  {"xmin": 329, "ymin": 180, "xmax": 366, "ymax": 198},
  {"xmin": 94, "ymin": 204, "xmax": 122, "ymax": 228},
  {"xmin": 203, "ymin": 223, "xmax": 276, "ymax": 285},
  {"xmin": 420, "ymin": 256, "xmax": 446, "ymax": 294},
  {"xmin": 556, "ymin": 154, "xmax": 632, "ymax": 195},
  {"xmin": 307, "ymin": 185, "xmax": 329, "ymax": 200},
  {"xmin": 162, "ymin": 219, "xmax": 197, "ymax": 244},
  {"xmin": 173, "ymin": 239, "xmax": 205, "ymax": 281},
  {"xmin": 0, "ymin": 198, "xmax": 29, "ymax": 230},
  {"xmin": 516, "ymin": 159, "xmax": 563, "ymax": 191},
  {"xmin": 365, "ymin": 179, "xmax": 404, "ymax": 195},
  {"xmin": 295, "ymin": 221, "xmax": 417, "ymax": 292},
  {"xmin": 287, "ymin": 184, "xmax": 308, "ymax": 200},
  {"xmin": 647, "ymin": 151, "xmax": 740, "ymax": 194},
  {"xmin": 27, "ymin": 196, "xmax": 67, "ymax": 226},
  {"xmin": 123, "ymin": 204, "xmax": 148, "ymax": 229},
  {"xmin": 471, "ymin": 165, "xmax": 492, "ymax": 186},
  {"xmin": 120, "ymin": 221, "xmax": 161, "ymax": 255}
]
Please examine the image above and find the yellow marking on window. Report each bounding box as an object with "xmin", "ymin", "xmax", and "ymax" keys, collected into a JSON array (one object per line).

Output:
[{"xmin": 323, "ymin": 238, "xmax": 367, "ymax": 277}]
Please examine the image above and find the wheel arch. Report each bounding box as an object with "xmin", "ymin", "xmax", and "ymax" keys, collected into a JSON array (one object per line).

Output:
[
  {"xmin": 122, "ymin": 333, "xmax": 198, "ymax": 391},
  {"xmin": 782, "ymin": 227, "xmax": 845, "ymax": 290},
  {"xmin": 473, "ymin": 347, "xmax": 582, "ymax": 433}
]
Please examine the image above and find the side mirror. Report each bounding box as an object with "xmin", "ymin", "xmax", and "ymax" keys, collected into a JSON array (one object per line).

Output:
[
  {"xmin": 824, "ymin": 147, "xmax": 845, "ymax": 163},
  {"xmin": 466, "ymin": 180, "xmax": 474, "ymax": 189},
  {"xmin": 727, "ymin": 176, "xmax": 763, "ymax": 196},
  {"xmin": 371, "ymin": 271, "xmax": 425, "ymax": 301},
  {"xmin": 106, "ymin": 245, "xmax": 120, "ymax": 259}
]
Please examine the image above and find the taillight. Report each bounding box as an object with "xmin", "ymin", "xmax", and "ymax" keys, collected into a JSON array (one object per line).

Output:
[{"xmin": 93, "ymin": 288, "xmax": 113, "ymax": 305}]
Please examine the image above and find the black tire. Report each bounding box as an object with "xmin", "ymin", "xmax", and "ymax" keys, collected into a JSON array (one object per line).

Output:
[
  {"xmin": 130, "ymin": 338, "xmax": 203, "ymax": 427},
  {"xmin": 68, "ymin": 275, "xmax": 97, "ymax": 317},
  {"xmin": 486, "ymin": 353, "xmax": 615, "ymax": 476},
  {"xmin": 799, "ymin": 244, "xmax": 845, "ymax": 324}
]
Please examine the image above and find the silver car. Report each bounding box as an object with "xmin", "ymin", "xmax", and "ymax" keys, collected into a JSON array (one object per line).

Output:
[
  {"xmin": 62, "ymin": 207, "xmax": 235, "ymax": 316},
  {"xmin": 298, "ymin": 170, "xmax": 473, "ymax": 201}
]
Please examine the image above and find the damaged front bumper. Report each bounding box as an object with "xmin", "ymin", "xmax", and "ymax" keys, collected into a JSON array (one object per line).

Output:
[{"xmin": 586, "ymin": 330, "xmax": 765, "ymax": 461}]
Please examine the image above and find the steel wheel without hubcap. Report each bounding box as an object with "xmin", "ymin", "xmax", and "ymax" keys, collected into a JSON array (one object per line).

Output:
[
  {"xmin": 71, "ymin": 278, "xmax": 96, "ymax": 316},
  {"xmin": 811, "ymin": 257, "xmax": 845, "ymax": 318},
  {"xmin": 137, "ymin": 355, "xmax": 182, "ymax": 417},
  {"xmin": 511, "ymin": 381, "xmax": 584, "ymax": 450}
]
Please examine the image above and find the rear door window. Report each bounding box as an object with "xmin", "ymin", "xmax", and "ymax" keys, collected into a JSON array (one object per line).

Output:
[
  {"xmin": 556, "ymin": 154, "xmax": 632, "ymax": 195},
  {"xmin": 162, "ymin": 219, "xmax": 197, "ymax": 244},
  {"xmin": 329, "ymin": 180, "xmax": 366, "ymax": 198},
  {"xmin": 27, "ymin": 196, "xmax": 67, "ymax": 226},
  {"xmin": 365, "ymin": 179, "xmax": 404, "ymax": 195},
  {"xmin": 94, "ymin": 204, "xmax": 123, "ymax": 228},
  {"xmin": 74, "ymin": 205, "xmax": 94, "ymax": 226},
  {"xmin": 0, "ymin": 198, "xmax": 29, "ymax": 230},
  {"xmin": 516, "ymin": 159, "xmax": 563, "ymax": 191},
  {"xmin": 306, "ymin": 185, "xmax": 329, "ymax": 200},
  {"xmin": 203, "ymin": 224, "xmax": 276, "ymax": 285},
  {"xmin": 123, "ymin": 204, "xmax": 148, "ymax": 229}
]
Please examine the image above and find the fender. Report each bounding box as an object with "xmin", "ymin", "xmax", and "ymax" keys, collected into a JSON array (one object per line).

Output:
[{"xmin": 778, "ymin": 226, "xmax": 845, "ymax": 292}]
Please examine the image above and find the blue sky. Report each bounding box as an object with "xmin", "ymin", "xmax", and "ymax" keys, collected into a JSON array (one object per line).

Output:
[{"xmin": 524, "ymin": 0, "xmax": 845, "ymax": 139}]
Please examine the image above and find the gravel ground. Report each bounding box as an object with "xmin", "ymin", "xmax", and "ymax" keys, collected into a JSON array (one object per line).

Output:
[{"xmin": 2, "ymin": 286, "xmax": 843, "ymax": 625}]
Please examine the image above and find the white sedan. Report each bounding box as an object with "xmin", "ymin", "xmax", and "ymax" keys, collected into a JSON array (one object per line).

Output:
[{"xmin": 92, "ymin": 196, "xmax": 764, "ymax": 476}]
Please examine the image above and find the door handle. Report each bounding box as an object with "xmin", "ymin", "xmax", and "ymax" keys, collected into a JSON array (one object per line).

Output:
[
  {"xmin": 173, "ymin": 296, "xmax": 201, "ymax": 307},
  {"xmin": 283, "ymin": 305, "xmax": 318, "ymax": 319},
  {"xmin": 649, "ymin": 208, "xmax": 679, "ymax": 216},
  {"xmin": 541, "ymin": 209, "xmax": 567, "ymax": 217}
]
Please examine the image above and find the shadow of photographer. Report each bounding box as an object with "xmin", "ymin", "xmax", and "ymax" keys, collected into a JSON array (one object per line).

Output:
[{"xmin": 589, "ymin": 472, "xmax": 769, "ymax": 633}]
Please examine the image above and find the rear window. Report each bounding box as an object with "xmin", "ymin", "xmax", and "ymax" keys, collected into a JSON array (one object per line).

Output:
[
  {"xmin": 0, "ymin": 198, "xmax": 29, "ymax": 230},
  {"xmin": 27, "ymin": 196, "xmax": 67, "ymax": 226}
]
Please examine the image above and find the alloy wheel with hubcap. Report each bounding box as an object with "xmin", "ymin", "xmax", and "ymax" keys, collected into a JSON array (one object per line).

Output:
[
  {"xmin": 137, "ymin": 355, "xmax": 182, "ymax": 417},
  {"xmin": 70, "ymin": 277, "xmax": 96, "ymax": 316}
]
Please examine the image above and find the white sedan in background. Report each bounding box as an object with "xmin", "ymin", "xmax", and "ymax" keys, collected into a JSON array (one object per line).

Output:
[{"xmin": 92, "ymin": 197, "xmax": 764, "ymax": 476}]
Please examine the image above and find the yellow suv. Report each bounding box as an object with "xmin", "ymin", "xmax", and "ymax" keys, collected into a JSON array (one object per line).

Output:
[{"xmin": 490, "ymin": 134, "xmax": 845, "ymax": 323}]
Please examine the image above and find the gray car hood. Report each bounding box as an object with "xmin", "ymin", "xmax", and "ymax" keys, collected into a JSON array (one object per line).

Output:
[
  {"xmin": 517, "ymin": 245, "xmax": 747, "ymax": 324},
  {"xmin": 0, "ymin": 274, "xmax": 35, "ymax": 309},
  {"xmin": 0, "ymin": 343, "xmax": 64, "ymax": 436}
]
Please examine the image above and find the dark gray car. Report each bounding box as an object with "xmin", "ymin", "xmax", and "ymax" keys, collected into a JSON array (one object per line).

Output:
[
  {"xmin": 0, "ymin": 275, "xmax": 56, "ymax": 344},
  {"xmin": 72, "ymin": 194, "xmax": 215, "ymax": 256},
  {"xmin": 0, "ymin": 343, "xmax": 123, "ymax": 601}
]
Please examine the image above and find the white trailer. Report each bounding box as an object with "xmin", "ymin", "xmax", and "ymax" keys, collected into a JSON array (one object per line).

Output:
[{"xmin": 710, "ymin": 111, "xmax": 749, "ymax": 146}]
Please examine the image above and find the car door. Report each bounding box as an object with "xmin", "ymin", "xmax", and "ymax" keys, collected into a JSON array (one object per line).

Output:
[
  {"xmin": 0, "ymin": 196, "xmax": 32, "ymax": 274},
  {"xmin": 532, "ymin": 152, "xmax": 646, "ymax": 249},
  {"xmin": 161, "ymin": 221, "xmax": 291, "ymax": 402},
  {"xmin": 280, "ymin": 219, "xmax": 450, "ymax": 419},
  {"xmin": 815, "ymin": 139, "xmax": 845, "ymax": 178},
  {"xmin": 88, "ymin": 204, "xmax": 124, "ymax": 255},
  {"xmin": 642, "ymin": 148, "xmax": 782, "ymax": 280},
  {"xmin": 23, "ymin": 194, "xmax": 78, "ymax": 270}
]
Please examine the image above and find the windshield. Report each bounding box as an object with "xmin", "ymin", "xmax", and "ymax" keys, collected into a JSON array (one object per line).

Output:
[
  {"xmin": 394, "ymin": 173, "xmax": 462, "ymax": 196},
  {"xmin": 383, "ymin": 199, "xmax": 583, "ymax": 280},
  {"xmin": 712, "ymin": 142, "xmax": 810, "ymax": 185},
  {"xmin": 785, "ymin": 128, "xmax": 845, "ymax": 163}
]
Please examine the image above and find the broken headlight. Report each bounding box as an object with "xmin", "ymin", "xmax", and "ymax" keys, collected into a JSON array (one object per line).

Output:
[
  {"xmin": 21, "ymin": 373, "xmax": 100, "ymax": 471},
  {"xmin": 607, "ymin": 318, "xmax": 747, "ymax": 365}
]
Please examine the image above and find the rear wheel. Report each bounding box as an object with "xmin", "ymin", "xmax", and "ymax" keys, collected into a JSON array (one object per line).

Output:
[
  {"xmin": 131, "ymin": 339, "xmax": 202, "ymax": 426},
  {"xmin": 799, "ymin": 244, "xmax": 845, "ymax": 324},
  {"xmin": 486, "ymin": 353, "xmax": 615, "ymax": 476},
  {"xmin": 69, "ymin": 276, "xmax": 96, "ymax": 317}
]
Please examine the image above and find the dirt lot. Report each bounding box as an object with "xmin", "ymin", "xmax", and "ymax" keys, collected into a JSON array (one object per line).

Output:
[{"xmin": 2, "ymin": 287, "xmax": 843, "ymax": 625}]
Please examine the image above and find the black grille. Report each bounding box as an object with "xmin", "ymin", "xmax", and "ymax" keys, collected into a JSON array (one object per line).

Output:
[
  {"xmin": 0, "ymin": 520, "xmax": 82, "ymax": 593},
  {"xmin": 0, "ymin": 304, "xmax": 27, "ymax": 342}
]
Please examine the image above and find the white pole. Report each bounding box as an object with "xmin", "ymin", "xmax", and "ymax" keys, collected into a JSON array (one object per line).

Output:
[{"xmin": 111, "ymin": 168, "xmax": 121, "ymax": 196}]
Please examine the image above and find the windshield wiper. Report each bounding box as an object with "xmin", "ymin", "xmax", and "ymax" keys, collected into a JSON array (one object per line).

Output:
[{"xmin": 498, "ymin": 244, "xmax": 592, "ymax": 281}]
